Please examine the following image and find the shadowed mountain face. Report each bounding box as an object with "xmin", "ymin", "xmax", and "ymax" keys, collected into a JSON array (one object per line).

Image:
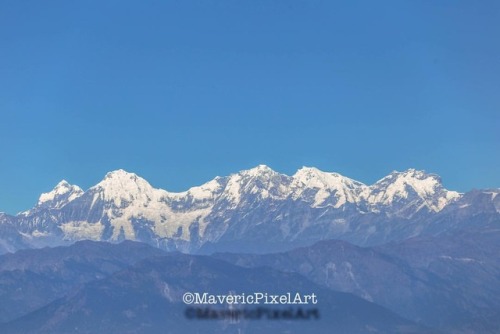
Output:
[
  {"xmin": 0, "ymin": 240, "xmax": 166, "ymax": 323},
  {"xmin": 376, "ymin": 227, "xmax": 500, "ymax": 332},
  {"xmin": 0, "ymin": 243, "xmax": 426, "ymax": 334},
  {"xmin": 213, "ymin": 227, "xmax": 500, "ymax": 333},
  {"xmin": 2, "ymin": 166, "xmax": 497, "ymax": 254},
  {"xmin": 0, "ymin": 214, "xmax": 30, "ymax": 254}
]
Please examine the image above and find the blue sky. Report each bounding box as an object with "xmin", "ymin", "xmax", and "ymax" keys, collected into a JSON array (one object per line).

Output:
[{"xmin": 1, "ymin": 0, "xmax": 498, "ymax": 214}]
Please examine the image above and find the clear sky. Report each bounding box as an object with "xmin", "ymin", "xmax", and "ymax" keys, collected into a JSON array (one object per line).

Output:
[{"xmin": 1, "ymin": 0, "xmax": 499, "ymax": 214}]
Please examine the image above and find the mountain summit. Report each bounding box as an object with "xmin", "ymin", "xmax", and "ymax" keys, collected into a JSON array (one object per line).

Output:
[
  {"xmin": 362, "ymin": 169, "xmax": 461, "ymax": 214},
  {"xmin": 34, "ymin": 180, "xmax": 84, "ymax": 211},
  {"xmin": 291, "ymin": 167, "xmax": 366, "ymax": 208}
]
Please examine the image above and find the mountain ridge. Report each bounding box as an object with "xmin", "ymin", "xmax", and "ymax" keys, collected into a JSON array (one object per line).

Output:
[
  {"xmin": 28, "ymin": 165, "xmax": 462, "ymax": 213},
  {"xmin": 1, "ymin": 165, "xmax": 498, "ymax": 254},
  {"xmin": 0, "ymin": 242, "xmax": 426, "ymax": 334}
]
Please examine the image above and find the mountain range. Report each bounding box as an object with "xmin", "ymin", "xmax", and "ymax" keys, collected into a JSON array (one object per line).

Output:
[
  {"xmin": 1, "ymin": 165, "xmax": 498, "ymax": 254},
  {"xmin": 0, "ymin": 166, "xmax": 499, "ymax": 333},
  {"xmin": 1, "ymin": 228, "xmax": 498, "ymax": 332},
  {"xmin": 0, "ymin": 241, "xmax": 426, "ymax": 334},
  {"xmin": 214, "ymin": 225, "xmax": 500, "ymax": 332}
]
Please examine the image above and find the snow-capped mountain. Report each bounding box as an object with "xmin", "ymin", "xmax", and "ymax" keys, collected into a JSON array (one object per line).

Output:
[
  {"xmin": 1, "ymin": 165, "xmax": 498, "ymax": 254},
  {"xmin": 22, "ymin": 180, "xmax": 84, "ymax": 214},
  {"xmin": 290, "ymin": 167, "xmax": 366, "ymax": 208},
  {"xmin": 359, "ymin": 169, "xmax": 461, "ymax": 216}
]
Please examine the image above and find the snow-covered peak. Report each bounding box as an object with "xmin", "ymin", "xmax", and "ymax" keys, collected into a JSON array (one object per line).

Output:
[
  {"xmin": 187, "ymin": 178, "xmax": 225, "ymax": 199},
  {"xmin": 293, "ymin": 166, "xmax": 324, "ymax": 181},
  {"xmin": 169, "ymin": 177, "xmax": 226, "ymax": 202},
  {"xmin": 217, "ymin": 165, "xmax": 289, "ymax": 204},
  {"xmin": 293, "ymin": 167, "xmax": 366, "ymax": 189},
  {"xmin": 239, "ymin": 165, "xmax": 276, "ymax": 177},
  {"xmin": 37, "ymin": 180, "xmax": 84, "ymax": 209},
  {"xmin": 291, "ymin": 167, "xmax": 366, "ymax": 208},
  {"xmin": 371, "ymin": 169, "xmax": 442, "ymax": 198},
  {"xmin": 103, "ymin": 169, "xmax": 141, "ymax": 180},
  {"xmin": 92, "ymin": 169, "xmax": 160, "ymax": 203},
  {"xmin": 363, "ymin": 169, "xmax": 461, "ymax": 212},
  {"xmin": 390, "ymin": 168, "xmax": 431, "ymax": 180}
]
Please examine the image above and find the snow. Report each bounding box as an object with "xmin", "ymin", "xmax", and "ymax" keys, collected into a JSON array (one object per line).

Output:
[
  {"xmin": 439, "ymin": 255, "xmax": 479, "ymax": 263},
  {"xmin": 313, "ymin": 189, "xmax": 331, "ymax": 207},
  {"xmin": 108, "ymin": 215, "xmax": 136, "ymax": 240},
  {"xmin": 161, "ymin": 282, "xmax": 175, "ymax": 302},
  {"xmin": 366, "ymin": 170, "xmax": 436, "ymax": 204},
  {"xmin": 169, "ymin": 178, "xmax": 224, "ymax": 203},
  {"xmin": 241, "ymin": 164, "xmax": 274, "ymax": 177},
  {"xmin": 23, "ymin": 166, "xmax": 468, "ymax": 244},
  {"xmin": 480, "ymin": 191, "xmax": 500, "ymax": 213},
  {"xmin": 153, "ymin": 206, "xmax": 212, "ymax": 239},
  {"xmin": 90, "ymin": 192, "xmax": 101, "ymax": 209},
  {"xmin": 226, "ymin": 165, "xmax": 287, "ymax": 202},
  {"xmin": 186, "ymin": 178, "xmax": 223, "ymax": 200},
  {"xmin": 437, "ymin": 191, "xmax": 461, "ymax": 210},
  {"xmin": 483, "ymin": 191, "xmax": 499, "ymax": 200},
  {"xmin": 362, "ymin": 169, "xmax": 461, "ymax": 212},
  {"xmin": 224, "ymin": 173, "xmax": 243, "ymax": 205},
  {"xmin": 37, "ymin": 180, "xmax": 84, "ymax": 206},
  {"xmin": 92, "ymin": 169, "xmax": 158, "ymax": 204},
  {"xmin": 291, "ymin": 167, "xmax": 367, "ymax": 208},
  {"xmin": 60, "ymin": 221, "xmax": 105, "ymax": 240},
  {"xmin": 31, "ymin": 230, "xmax": 50, "ymax": 237},
  {"xmin": 83, "ymin": 169, "xmax": 218, "ymax": 241}
]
